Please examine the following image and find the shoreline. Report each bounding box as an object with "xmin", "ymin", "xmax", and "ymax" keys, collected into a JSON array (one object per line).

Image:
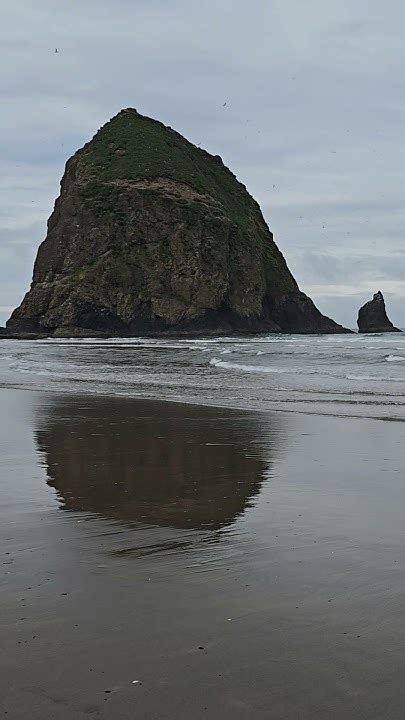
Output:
[
  {"xmin": 1, "ymin": 387, "xmax": 404, "ymax": 718},
  {"xmin": 2, "ymin": 330, "xmax": 405, "ymax": 423},
  {"xmin": 1, "ymin": 380, "xmax": 405, "ymax": 424},
  {"xmin": 0, "ymin": 327, "xmax": 356, "ymax": 340}
]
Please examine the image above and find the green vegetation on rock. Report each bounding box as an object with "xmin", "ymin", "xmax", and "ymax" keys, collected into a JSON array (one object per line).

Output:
[{"xmin": 83, "ymin": 109, "xmax": 256, "ymax": 228}]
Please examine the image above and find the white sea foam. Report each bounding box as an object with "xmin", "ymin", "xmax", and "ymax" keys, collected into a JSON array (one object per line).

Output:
[
  {"xmin": 210, "ymin": 357, "xmax": 288, "ymax": 373},
  {"xmin": 209, "ymin": 357, "xmax": 317, "ymax": 375},
  {"xmin": 347, "ymin": 373, "xmax": 405, "ymax": 382},
  {"xmin": 385, "ymin": 355, "xmax": 405, "ymax": 362}
]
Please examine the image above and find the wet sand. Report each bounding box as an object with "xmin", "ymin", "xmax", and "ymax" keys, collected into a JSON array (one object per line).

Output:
[{"xmin": 1, "ymin": 388, "xmax": 404, "ymax": 719}]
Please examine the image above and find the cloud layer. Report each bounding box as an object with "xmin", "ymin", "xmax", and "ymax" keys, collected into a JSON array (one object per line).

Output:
[{"xmin": 1, "ymin": 0, "xmax": 404, "ymax": 327}]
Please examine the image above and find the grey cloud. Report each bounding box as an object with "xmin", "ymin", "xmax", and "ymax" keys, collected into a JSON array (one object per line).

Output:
[
  {"xmin": 1, "ymin": 0, "xmax": 404, "ymax": 325},
  {"xmin": 296, "ymin": 250, "xmax": 405, "ymax": 285}
]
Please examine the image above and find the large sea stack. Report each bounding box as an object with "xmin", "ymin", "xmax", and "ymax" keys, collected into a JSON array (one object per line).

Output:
[
  {"xmin": 7, "ymin": 109, "xmax": 350, "ymax": 337},
  {"xmin": 357, "ymin": 291, "xmax": 401, "ymax": 333}
]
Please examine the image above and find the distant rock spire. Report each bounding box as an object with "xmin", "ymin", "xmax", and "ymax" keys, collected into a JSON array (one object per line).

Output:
[{"xmin": 357, "ymin": 291, "xmax": 401, "ymax": 333}]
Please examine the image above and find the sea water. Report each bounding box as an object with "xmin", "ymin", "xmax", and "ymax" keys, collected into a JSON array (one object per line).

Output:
[{"xmin": 1, "ymin": 332, "xmax": 405, "ymax": 419}]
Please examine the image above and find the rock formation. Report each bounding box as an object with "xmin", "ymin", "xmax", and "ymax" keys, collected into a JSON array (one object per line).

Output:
[
  {"xmin": 7, "ymin": 109, "xmax": 350, "ymax": 337},
  {"xmin": 357, "ymin": 291, "xmax": 401, "ymax": 333}
]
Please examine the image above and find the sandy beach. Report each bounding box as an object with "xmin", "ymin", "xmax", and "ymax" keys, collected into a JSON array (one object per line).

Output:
[{"xmin": 0, "ymin": 387, "xmax": 404, "ymax": 718}]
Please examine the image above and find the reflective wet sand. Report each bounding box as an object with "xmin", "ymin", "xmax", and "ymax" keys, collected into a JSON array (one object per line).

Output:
[{"xmin": 1, "ymin": 388, "xmax": 404, "ymax": 718}]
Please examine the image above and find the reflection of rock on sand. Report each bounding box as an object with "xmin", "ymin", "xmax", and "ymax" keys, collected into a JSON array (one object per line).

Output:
[{"xmin": 35, "ymin": 397, "xmax": 275, "ymax": 530}]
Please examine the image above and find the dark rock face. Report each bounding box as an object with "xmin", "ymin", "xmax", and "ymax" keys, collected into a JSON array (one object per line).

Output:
[
  {"xmin": 358, "ymin": 291, "xmax": 401, "ymax": 333},
  {"xmin": 7, "ymin": 109, "xmax": 350, "ymax": 336}
]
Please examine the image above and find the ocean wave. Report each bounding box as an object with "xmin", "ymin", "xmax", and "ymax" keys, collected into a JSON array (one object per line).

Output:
[
  {"xmin": 346, "ymin": 373, "xmax": 405, "ymax": 382},
  {"xmin": 34, "ymin": 337, "xmax": 213, "ymax": 351},
  {"xmin": 210, "ymin": 358, "xmax": 290, "ymax": 373},
  {"xmin": 209, "ymin": 357, "xmax": 317, "ymax": 375},
  {"xmin": 385, "ymin": 355, "xmax": 405, "ymax": 362}
]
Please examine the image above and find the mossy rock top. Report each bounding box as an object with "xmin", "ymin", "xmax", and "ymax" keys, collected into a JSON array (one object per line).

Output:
[{"xmin": 82, "ymin": 109, "xmax": 258, "ymax": 228}]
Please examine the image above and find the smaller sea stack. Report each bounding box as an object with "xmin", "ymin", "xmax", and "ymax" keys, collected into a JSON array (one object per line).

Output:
[{"xmin": 357, "ymin": 291, "xmax": 401, "ymax": 333}]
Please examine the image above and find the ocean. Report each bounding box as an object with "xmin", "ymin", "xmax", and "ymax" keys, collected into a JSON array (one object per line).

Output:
[
  {"xmin": 1, "ymin": 331, "xmax": 405, "ymax": 419},
  {"xmin": 1, "ymin": 335, "xmax": 405, "ymax": 718}
]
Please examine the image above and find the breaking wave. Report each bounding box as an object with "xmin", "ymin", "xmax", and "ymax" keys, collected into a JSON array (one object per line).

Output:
[
  {"xmin": 209, "ymin": 357, "xmax": 317, "ymax": 375},
  {"xmin": 1, "ymin": 330, "xmax": 405, "ymax": 419}
]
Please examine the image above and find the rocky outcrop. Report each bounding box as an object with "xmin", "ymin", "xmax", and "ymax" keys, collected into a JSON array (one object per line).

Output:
[
  {"xmin": 7, "ymin": 108, "xmax": 350, "ymax": 337},
  {"xmin": 357, "ymin": 291, "xmax": 401, "ymax": 333}
]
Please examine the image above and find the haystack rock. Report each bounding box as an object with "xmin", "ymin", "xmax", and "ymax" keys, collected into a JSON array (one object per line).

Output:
[
  {"xmin": 7, "ymin": 109, "xmax": 350, "ymax": 337},
  {"xmin": 357, "ymin": 291, "xmax": 401, "ymax": 333}
]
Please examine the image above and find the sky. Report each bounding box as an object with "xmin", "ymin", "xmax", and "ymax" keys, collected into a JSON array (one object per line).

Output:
[{"xmin": 1, "ymin": 0, "xmax": 404, "ymax": 328}]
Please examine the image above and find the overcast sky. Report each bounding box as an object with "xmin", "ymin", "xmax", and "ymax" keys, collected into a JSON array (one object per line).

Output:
[{"xmin": 1, "ymin": 0, "xmax": 404, "ymax": 327}]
